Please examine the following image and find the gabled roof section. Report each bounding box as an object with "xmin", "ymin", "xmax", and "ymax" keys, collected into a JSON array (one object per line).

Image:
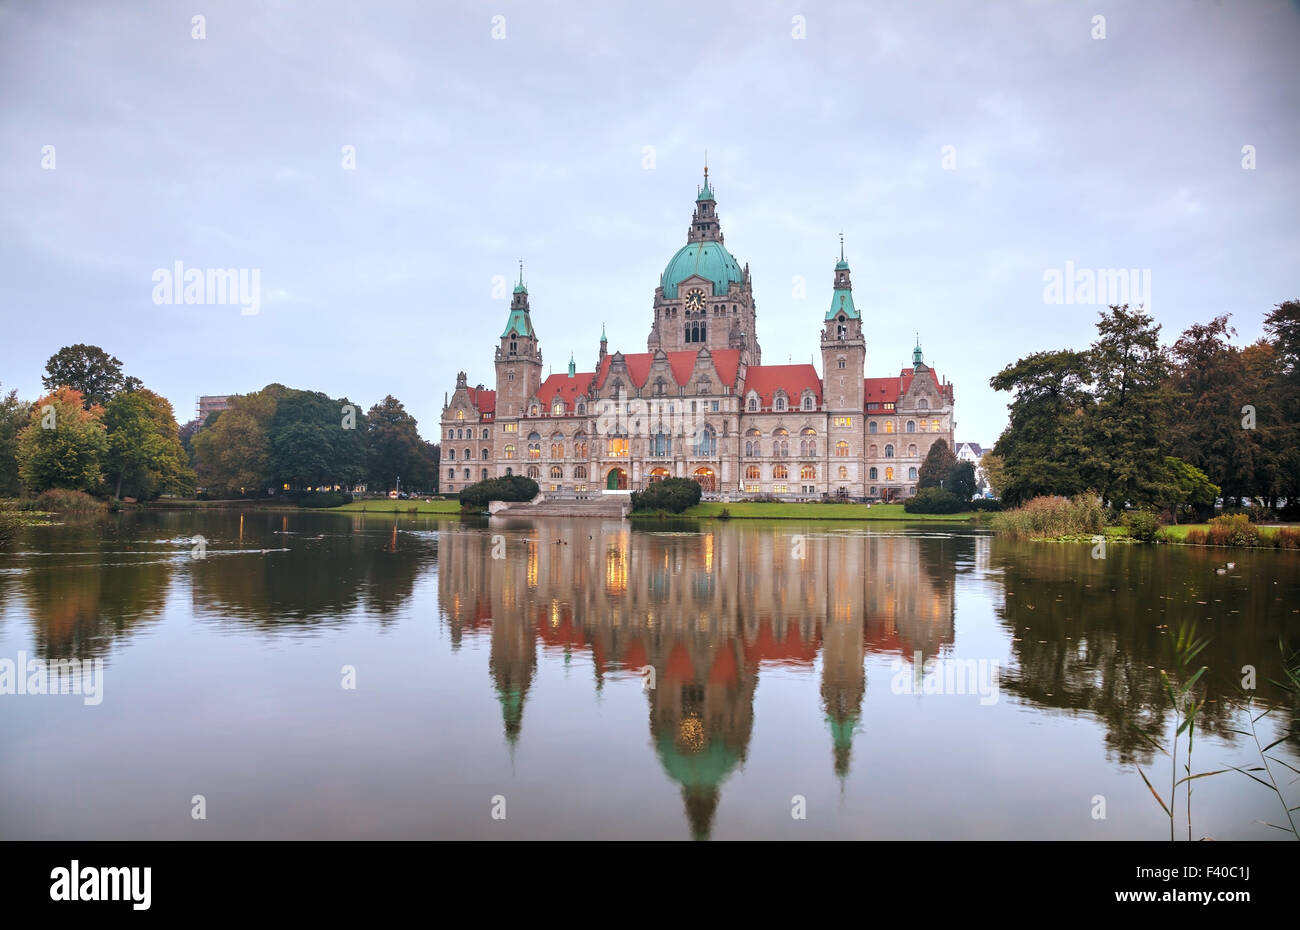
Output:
[
  {"xmin": 467, "ymin": 387, "xmax": 496, "ymax": 416},
  {"xmin": 744, "ymin": 364, "xmax": 822, "ymax": 407},
  {"xmin": 535, "ymin": 372, "xmax": 593, "ymax": 413},
  {"xmin": 595, "ymin": 349, "xmax": 742, "ymax": 391}
]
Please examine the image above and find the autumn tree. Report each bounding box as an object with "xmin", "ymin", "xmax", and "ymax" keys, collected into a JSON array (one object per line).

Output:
[
  {"xmin": 103, "ymin": 389, "xmax": 195, "ymax": 499},
  {"xmin": 16, "ymin": 387, "xmax": 108, "ymax": 492}
]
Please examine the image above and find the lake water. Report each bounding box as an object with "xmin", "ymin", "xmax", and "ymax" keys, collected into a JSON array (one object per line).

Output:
[{"xmin": 1, "ymin": 510, "xmax": 1297, "ymax": 840}]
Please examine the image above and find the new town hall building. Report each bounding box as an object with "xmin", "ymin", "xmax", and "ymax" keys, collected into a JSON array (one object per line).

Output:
[{"xmin": 441, "ymin": 171, "xmax": 955, "ymax": 500}]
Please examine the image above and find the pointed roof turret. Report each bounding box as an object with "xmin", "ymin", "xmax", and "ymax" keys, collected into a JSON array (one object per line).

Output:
[
  {"xmin": 913, "ymin": 335, "xmax": 924, "ymax": 369},
  {"xmin": 825, "ymin": 239, "xmax": 859, "ymax": 320},
  {"xmin": 500, "ymin": 260, "xmax": 535, "ymax": 338}
]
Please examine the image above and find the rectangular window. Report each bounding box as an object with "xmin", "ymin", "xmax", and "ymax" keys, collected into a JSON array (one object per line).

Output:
[
  {"xmin": 884, "ymin": 403, "xmax": 895, "ymax": 411},
  {"xmin": 711, "ymin": 401, "xmax": 719, "ymax": 412},
  {"xmin": 832, "ymin": 416, "xmax": 852, "ymax": 428},
  {"xmin": 503, "ymin": 423, "xmax": 517, "ymax": 433},
  {"xmin": 606, "ymin": 438, "xmax": 628, "ymax": 457}
]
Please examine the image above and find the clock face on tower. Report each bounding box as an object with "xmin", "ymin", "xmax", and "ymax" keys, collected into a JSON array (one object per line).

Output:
[{"xmin": 685, "ymin": 288, "xmax": 705, "ymax": 311}]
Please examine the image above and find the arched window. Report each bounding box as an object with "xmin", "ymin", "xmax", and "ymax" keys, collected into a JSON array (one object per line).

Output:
[
  {"xmin": 885, "ymin": 444, "xmax": 895, "ymax": 458},
  {"xmin": 504, "ymin": 444, "xmax": 516, "ymax": 459},
  {"xmin": 464, "ymin": 447, "xmax": 471, "ymax": 461},
  {"xmin": 694, "ymin": 426, "xmax": 717, "ymax": 457},
  {"xmin": 552, "ymin": 400, "xmax": 564, "ymax": 416},
  {"xmin": 550, "ymin": 432, "xmax": 565, "ymax": 459},
  {"xmin": 774, "ymin": 395, "xmax": 787, "ymax": 411},
  {"xmin": 835, "ymin": 441, "xmax": 849, "ymax": 457},
  {"xmin": 800, "ymin": 465, "xmax": 816, "ymax": 480},
  {"xmin": 771, "ymin": 428, "xmax": 789, "ymax": 457},
  {"xmin": 838, "ymin": 466, "xmax": 848, "ymax": 479},
  {"xmin": 527, "ymin": 432, "xmax": 541, "ymax": 459},
  {"xmin": 482, "ymin": 428, "xmax": 489, "ymax": 439},
  {"xmin": 576, "ymin": 403, "xmax": 586, "ymax": 416},
  {"xmin": 919, "ymin": 398, "xmax": 929, "ymax": 410},
  {"xmin": 574, "ymin": 466, "xmax": 587, "ymax": 479},
  {"xmin": 747, "ymin": 396, "xmax": 759, "ymax": 412},
  {"xmin": 462, "ymin": 468, "xmax": 469, "ymax": 479},
  {"xmin": 455, "ymin": 429, "xmax": 461, "ymax": 439},
  {"xmin": 447, "ymin": 429, "xmax": 454, "ymax": 440},
  {"xmin": 447, "ymin": 448, "xmax": 455, "ymax": 460},
  {"xmin": 869, "ymin": 420, "xmax": 877, "ymax": 434},
  {"xmin": 527, "ymin": 466, "xmax": 540, "ymax": 479},
  {"xmin": 932, "ymin": 419, "xmax": 941, "ymax": 431},
  {"xmin": 869, "ymin": 467, "xmax": 878, "ymax": 480},
  {"xmin": 773, "ymin": 464, "xmax": 789, "ymax": 480},
  {"xmin": 651, "ymin": 431, "xmax": 671, "ymax": 457},
  {"xmin": 529, "ymin": 404, "xmax": 538, "ymax": 416},
  {"xmin": 907, "ymin": 420, "xmax": 916, "ymax": 433},
  {"xmin": 908, "ymin": 467, "xmax": 918, "ymax": 480},
  {"xmin": 482, "ymin": 448, "xmax": 489, "ymax": 460},
  {"xmin": 745, "ymin": 465, "xmax": 760, "ymax": 480},
  {"xmin": 908, "ymin": 443, "xmax": 918, "ymax": 457},
  {"xmin": 550, "ymin": 466, "xmax": 563, "ymax": 479},
  {"xmin": 481, "ymin": 468, "xmax": 488, "ymax": 480},
  {"xmin": 803, "ymin": 394, "xmax": 814, "ymax": 410},
  {"xmin": 885, "ymin": 421, "xmax": 894, "ymax": 433},
  {"xmin": 505, "ymin": 466, "xmax": 512, "ymax": 476},
  {"xmin": 573, "ymin": 433, "xmax": 589, "ymax": 459},
  {"xmin": 800, "ymin": 427, "xmax": 817, "ymax": 457}
]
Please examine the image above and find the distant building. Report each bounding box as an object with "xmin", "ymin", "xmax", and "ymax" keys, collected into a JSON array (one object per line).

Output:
[
  {"xmin": 954, "ymin": 442, "xmax": 988, "ymax": 495},
  {"xmin": 197, "ymin": 395, "xmax": 231, "ymax": 424}
]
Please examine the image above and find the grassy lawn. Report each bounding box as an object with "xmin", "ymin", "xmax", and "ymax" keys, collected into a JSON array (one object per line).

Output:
[
  {"xmin": 635, "ymin": 501, "xmax": 979, "ymax": 521},
  {"xmin": 329, "ymin": 499, "xmax": 464, "ymax": 514}
]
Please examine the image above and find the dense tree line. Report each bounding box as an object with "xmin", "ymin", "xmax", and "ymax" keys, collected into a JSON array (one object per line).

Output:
[
  {"xmin": 0, "ymin": 345, "xmax": 440, "ymax": 501},
  {"xmin": 988, "ymin": 301, "xmax": 1299, "ymax": 515}
]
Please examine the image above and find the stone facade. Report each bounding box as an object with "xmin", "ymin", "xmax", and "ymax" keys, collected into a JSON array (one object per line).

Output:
[{"xmin": 441, "ymin": 173, "xmax": 955, "ymax": 500}]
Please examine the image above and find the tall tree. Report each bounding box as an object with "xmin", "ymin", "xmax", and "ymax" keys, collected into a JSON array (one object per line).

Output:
[
  {"xmin": 946, "ymin": 459, "xmax": 977, "ymax": 501},
  {"xmin": 918, "ymin": 438, "xmax": 957, "ymax": 489},
  {"xmin": 366, "ymin": 395, "xmax": 434, "ymax": 491},
  {"xmin": 103, "ymin": 389, "xmax": 196, "ymax": 499},
  {"xmin": 266, "ymin": 389, "xmax": 367, "ymax": 491},
  {"xmin": 1262, "ymin": 300, "xmax": 1300, "ymax": 504},
  {"xmin": 0, "ymin": 385, "xmax": 32, "ymax": 496},
  {"xmin": 989, "ymin": 349, "xmax": 1095, "ymax": 506},
  {"xmin": 1087, "ymin": 304, "xmax": 1173, "ymax": 508},
  {"xmin": 1167, "ymin": 316, "xmax": 1250, "ymax": 498},
  {"xmin": 41, "ymin": 344, "xmax": 129, "ymax": 408},
  {"xmin": 16, "ymin": 387, "xmax": 108, "ymax": 492},
  {"xmin": 191, "ymin": 388, "xmax": 279, "ymax": 495}
]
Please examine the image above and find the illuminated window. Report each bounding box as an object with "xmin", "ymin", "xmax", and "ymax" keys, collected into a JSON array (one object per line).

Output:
[
  {"xmin": 606, "ymin": 438, "xmax": 628, "ymax": 456},
  {"xmin": 838, "ymin": 466, "xmax": 848, "ymax": 479},
  {"xmin": 552, "ymin": 401, "xmax": 564, "ymax": 416},
  {"xmin": 800, "ymin": 465, "xmax": 815, "ymax": 480},
  {"xmin": 574, "ymin": 434, "xmax": 588, "ymax": 458},
  {"xmin": 745, "ymin": 465, "xmax": 760, "ymax": 480},
  {"xmin": 503, "ymin": 423, "xmax": 517, "ymax": 433},
  {"xmin": 932, "ymin": 419, "xmax": 941, "ymax": 431},
  {"xmin": 885, "ymin": 421, "xmax": 894, "ymax": 433},
  {"xmin": 504, "ymin": 444, "xmax": 516, "ymax": 459},
  {"xmin": 885, "ymin": 467, "xmax": 894, "ymax": 481},
  {"xmin": 773, "ymin": 465, "xmax": 789, "ymax": 480},
  {"xmin": 833, "ymin": 416, "xmax": 852, "ymax": 428},
  {"xmin": 835, "ymin": 441, "xmax": 849, "ymax": 457}
]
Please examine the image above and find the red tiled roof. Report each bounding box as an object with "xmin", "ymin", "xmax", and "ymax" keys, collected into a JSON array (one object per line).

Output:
[
  {"xmin": 535, "ymin": 373, "xmax": 593, "ymax": 414},
  {"xmin": 744, "ymin": 364, "xmax": 821, "ymax": 407},
  {"xmin": 595, "ymin": 349, "xmax": 742, "ymax": 391},
  {"xmin": 467, "ymin": 387, "xmax": 495, "ymax": 415},
  {"xmin": 863, "ymin": 377, "xmax": 901, "ymax": 405}
]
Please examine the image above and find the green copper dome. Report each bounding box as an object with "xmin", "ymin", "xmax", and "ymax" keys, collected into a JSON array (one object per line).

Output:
[
  {"xmin": 662, "ymin": 241, "xmax": 743, "ymax": 298},
  {"xmin": 696, "ymin": 181, "xmax": 714, "ymax": 201}
]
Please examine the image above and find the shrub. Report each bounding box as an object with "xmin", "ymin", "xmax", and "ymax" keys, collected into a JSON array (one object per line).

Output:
[
  {"xmin": 1274, "ymin": 527, "xmax": 1300, "ymax": 550},
  {"xmin": 1124, "ymin": 509, "xmax": 1161, "ymax": 542},
  {"xmin": 1206, "ymin": 514, "xmax": 1258, "ymax": 547},
  {"xmin": 1183, "ymin": 528, "xmax": 1208, "ymax": 545},
  {"xmin": 31, "ymin": 489, "xmax": 107, "ymax": 513},
  {"xmin": 717, "ymin": 506, "xmax": 732, "ymax": 521},
  {"xmin": 300, "ymin": 491, "xmax": 353, "ymax": 508},
  {"xmin": 967, "ymin": 498, "xmax": 1004, "ymax": 512},
  {"xmin": 458, "ymin": 475, "xmax": 539, "ymax": 510},
  {"xmin": 990, "ymin": 494, "xmax": 1105, "ymax": 538},
  {"xmin": 904, "ymin": 488, "xmax": 964, "ymax": 514},
  {"xmin": 631, "ymin": 477, "xmax": 702, "ymax": 514}
]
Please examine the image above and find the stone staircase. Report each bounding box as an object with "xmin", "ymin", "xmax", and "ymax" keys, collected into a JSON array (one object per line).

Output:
[{"xmin": 489, "ymin": 492, "xmax": 631, "ymax": 519}]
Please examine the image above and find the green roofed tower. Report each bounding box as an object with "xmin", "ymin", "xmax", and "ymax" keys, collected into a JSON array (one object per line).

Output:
[
  {"xmin": 494, "ymin": 261, "xmax": 543, "ymax": 418},
  {"xmin": 648, "ymin": 165, "xmax": 761, "ymax": 363}
]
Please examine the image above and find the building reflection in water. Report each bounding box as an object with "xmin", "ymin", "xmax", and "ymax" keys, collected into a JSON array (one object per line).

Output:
[{"xmin": 437, "ymin": 519, "xmax": 957, "ymax": 839}]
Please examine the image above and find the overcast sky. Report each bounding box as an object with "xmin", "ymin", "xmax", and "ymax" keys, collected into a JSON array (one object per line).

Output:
[{"xmin": 2, "ymin": 0, "xmax": 1298, "ymax": 444}]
